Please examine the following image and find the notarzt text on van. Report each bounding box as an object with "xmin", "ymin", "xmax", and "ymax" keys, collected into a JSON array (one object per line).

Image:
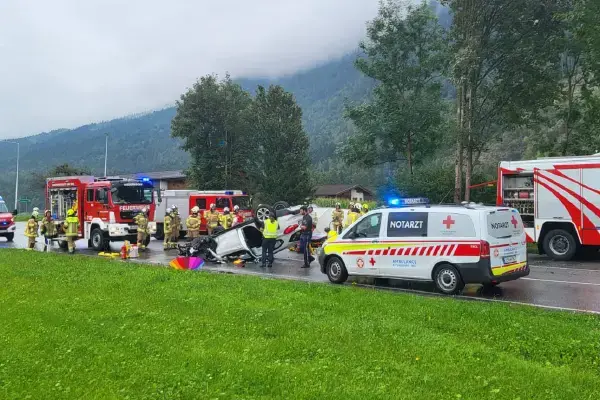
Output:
[
  {"xmin": 490, "ymin": 222, "xmax": 509, "ymax": 229},
  {"xmin": 389, "ymin": 220, "xmax": 424, "ymax": 229}
]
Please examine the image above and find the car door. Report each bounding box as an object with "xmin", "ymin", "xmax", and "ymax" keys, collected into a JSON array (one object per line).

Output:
[{"xmin": 340, "ymin": 212, "xmax": 383, "ymax": 276}]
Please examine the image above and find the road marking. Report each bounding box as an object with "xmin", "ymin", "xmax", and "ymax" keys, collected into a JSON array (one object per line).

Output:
[
  {"xmin": 530, "ymin": 265, "xmax": 600, "ymax": 273},
  {"xmin": 521, "ymin": 277, "xmax": 600, "ymax": 286}
]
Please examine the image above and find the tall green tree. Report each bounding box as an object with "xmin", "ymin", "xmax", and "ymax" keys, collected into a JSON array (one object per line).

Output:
[
  {"xmin": 443, "ymin": 0, "xmax": 564, "ymax": 201},
  {"xmin": 247, "ymin": 85, "xmax": 313, "ymax": 205},
  {"xmin": 343, "ymin": 0, "xmax": 449, "ymax": 175},
  {"xmin": 171, "ymin": 75, "xmax": 252, "ymax": 190},
  {"xmin": 31, "ymin": 164, "xmax": 92, "ymax": 190}
]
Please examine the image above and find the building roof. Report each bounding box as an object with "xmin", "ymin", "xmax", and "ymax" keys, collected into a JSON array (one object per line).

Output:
[
  {"xmin": 314, "ymin": 184, "xmax": 374, "ymax": 197},
  {"xmin": 122, "ymin": 170, "xmax": 186, "ymax": 180}
]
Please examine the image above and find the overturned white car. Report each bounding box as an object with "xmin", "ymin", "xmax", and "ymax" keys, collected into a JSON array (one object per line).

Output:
[{"xmin": 178, "ymin": 206, "xmax": 326, "ymax": 262}]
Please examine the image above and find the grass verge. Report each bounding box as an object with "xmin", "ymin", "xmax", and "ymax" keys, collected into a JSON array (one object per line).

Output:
[{"xmin": 1, "ymin": 250, "xmax": 599, "ymax": 399}]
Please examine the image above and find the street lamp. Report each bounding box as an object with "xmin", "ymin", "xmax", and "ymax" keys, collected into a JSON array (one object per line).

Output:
[{"xmin": 1, "ymin": 140, "xmax": 19, "ymax": 212}]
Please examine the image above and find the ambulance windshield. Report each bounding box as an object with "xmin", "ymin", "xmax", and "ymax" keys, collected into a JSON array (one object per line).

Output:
[
  {"xmin": 111, "ymin": 185, "xmax": 153, "ymax": 205},
  {"xmin": 0, "ymin": 201, "xmax": 8, "ymax": 213}
]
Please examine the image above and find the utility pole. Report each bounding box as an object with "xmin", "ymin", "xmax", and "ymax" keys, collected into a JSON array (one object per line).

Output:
[{"xmin": 104, "ymin": 133, "xmax": 108, "ymax": 177}]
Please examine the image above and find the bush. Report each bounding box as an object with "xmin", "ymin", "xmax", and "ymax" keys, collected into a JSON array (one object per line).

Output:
[{"xmin": 312, "ymin": 197, "xmax": 378, "ymax": 209}]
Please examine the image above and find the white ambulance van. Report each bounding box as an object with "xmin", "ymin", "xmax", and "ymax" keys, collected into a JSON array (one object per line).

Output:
[{"xmin": 318, "ymin": 198, "xmax": 529, "ymax": 294}]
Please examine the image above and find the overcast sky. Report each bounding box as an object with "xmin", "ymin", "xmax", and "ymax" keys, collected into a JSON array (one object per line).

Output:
[{"xmin": 0, "ymin": 0, "xmax": 380, "ymax": 139}]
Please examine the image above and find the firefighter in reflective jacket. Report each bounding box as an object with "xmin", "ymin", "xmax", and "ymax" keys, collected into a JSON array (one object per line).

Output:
[
  {"xmin": 134, "ymin": 208, "xmax": 149, "ymax": 250},
  {"xmin": 63, "ymin": 209, "xmax": 79, "ymax": 254},
  {"xmin": 24, "ymin": 212, "xmax": 39, "ymax": 250},
  {"xmin": 361, "ymin": 203, "xmax": 369, "ymax": 215},
  {"xmin": 41, "ymin": 210, "xmax": 57, "ymax": 251},
  {"xmin": 171, "ymin": 205, "xmax": 181, "ymax": 245},
  {"xmin": 345, "ymin": 205, "xmax": 360, "ymax": 228},
  {"xmin": 186, "ymin": 206, "xmax": 201, "ymax": 239},
  {"xmin": 220, "ymin": 207, "xmax": 233, "ymax": 229},
  {"xmin": 204, "ymin": 203, "xmax": 220, "ymax": 235},
  {"xmin": 163, "ymin": 207, "xmax": 174, "ymax": 250},
  {"xmin": 331, "ymin": 203, "xmax": 344, "ymax": 234}
]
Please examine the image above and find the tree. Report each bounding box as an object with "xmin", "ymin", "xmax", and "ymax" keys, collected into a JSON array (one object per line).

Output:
[
  {"xmin": 246, "ymin": 85, "xmax": 313, "ymax": 205},
  {"xmin": 171, "ymin": 74, "xmax": 252, "ymax": 190},
  {"xmin": 343, "ymin": 0, "xmax": 449, "ymax": 175},
  {"xmin": 31, "ymin": 164, "xmax": 91, "ymax": 190},
  {"xmin": 443, "ymin": 0, "xmax": 564, "ymax": 202}
]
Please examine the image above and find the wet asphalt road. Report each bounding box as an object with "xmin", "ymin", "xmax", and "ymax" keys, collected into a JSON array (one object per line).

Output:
[{"xmin": 3, "ymin": 222, "xmax": 600, "ymax": 314}]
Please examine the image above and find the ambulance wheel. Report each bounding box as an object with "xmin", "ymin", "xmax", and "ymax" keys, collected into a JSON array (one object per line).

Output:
[
  {"xmin": 326, "ymin": 256, "xmax": 348, "ymax": 284},
  {"xmin": 543, "ymin": 229, "xmax": 577, "ymax": 261},
  {"xmin": 433, "ymin": 264, "xmax": 464, "ymax": 295},
  {"xmin": 5, "ymin": 233, "xmax": 14, "ymax": 242},
  {"xmin": 90, "ymin": 228, "xmax": 108, "ymax": 251}
]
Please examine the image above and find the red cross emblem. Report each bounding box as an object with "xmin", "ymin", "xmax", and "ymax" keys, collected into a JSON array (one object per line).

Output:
[
  {"xmin": 369, "ymin": 257, "xmax": 376, "ymax": 266},
  {"xmin": 511, "ymin": 216, "xmax": 519, "ymax": 228},
  {"xmin": 442, "ymin": 215, "xmax": 455, "ymax": 229}
]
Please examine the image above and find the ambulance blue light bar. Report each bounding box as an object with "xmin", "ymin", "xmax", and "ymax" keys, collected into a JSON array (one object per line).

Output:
[{"xmin": 388, "ymin": 197, "xmax": 430, "ymax": 207}]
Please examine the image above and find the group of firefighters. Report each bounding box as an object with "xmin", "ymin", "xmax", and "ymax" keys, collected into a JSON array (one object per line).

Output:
[
  {"xmin": 161, "ymin": 203, "xmax": 245, "ymax": 250},
  {"xmin": 326, "ymin": 201, "xmax": 370, "ymax": 241},
  {"xmin": 23, "ymin": 207, "xmax": 80, "ymax": 253}
]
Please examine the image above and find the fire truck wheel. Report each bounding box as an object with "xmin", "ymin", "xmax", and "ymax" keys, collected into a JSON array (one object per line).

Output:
[
  {"xmin": 5, "ymin": 233, "xmax": 14, "ymax": 242},
  {"xmin": 90, "ymin": 228, "xmax": 108, "ymax": 251},
  {"xmin": 543, "ymin": 229, "xmax": 577, "ymax": 261}
]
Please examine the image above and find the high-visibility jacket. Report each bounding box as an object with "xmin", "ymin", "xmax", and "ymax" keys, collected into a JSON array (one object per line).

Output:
[
  {"xmin": 64, "ymin": 216, "xmax": 79, "ymax": 237},
  {"xmin": 172, "ymin": 213, "xmax": 181, "ymax": 231},
  {"xmin": 164, "ymin": 214, "xmax": 173, "ymax": 235},
  {"xmin": 25, "ymin": 217, "xmax": 38, "ymax": 237},
  {"xmin": 263, "ymin": 219, "xmax": 279, "ymax": 239},
  {"xmin": 205, "ymin": 210, "xmax": 221, "ymax": 228},
  {"xmin": 345, "ymin": 212, "xmax": 359, "ymax": 228},
  {"xmin": 220, "ymin": 213, "xmax": 233, "ymax": 229},
  {"xmin": 41, "ymin": 218, "xmax": 56, "ymax": 237},
  {"xmin": 134, "ymin": 214, "xmax": 149, "ymax": 233},
  {"xmin": 331, "ymin": 210, "xmax": 344, "ymax": 227},
  {"xmin": 186, "ymin": 215, "xmax": 200, "ymax": 231}
]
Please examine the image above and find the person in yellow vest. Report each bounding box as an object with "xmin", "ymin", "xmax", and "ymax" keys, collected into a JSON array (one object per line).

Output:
[
  {"xmin": 324, "ymin": 227, "xmax": 337, "ymax": 242},
  {"xmin": 220, "ymin": 207, "xmax": 233, "ymax": 230},
  {"xmin": 134, "ymin": 208, "xmax": 149, "ymax": 250},
  {"xmin": 260, "ymin": 214, "xmax": 279, "ymax": 268},
  {"xmin": 24, "ymin": 212, "xmax": 39, "ymax": 250},
  {"xmin": 186, "ymin": 206, "xmax": 201, "ymax": 239},
  {"xmin": 204, "ymin": 203, "xmax": 221, "ymax": 235},
  {"xmin": 361, "ymin": 203, "xmax": 369, "ymax": 215},
  {"xmin": 163, "ymin": 207, "xmax": 173, "ymax": 250},
  {"xmin": 331, "ymin": 203, "xmax": 344, "ymax": 234},
  {"xmin": 63, "ymin": 208, "xmax": 79, "ymax": 254},
  {"xmin": 170, "ymin": 205, "xmax": 181, "ymax": 246},
  {"xmin": 345, "ymin": 206, "xmax": 360, "ymax": 228},
  {"xmin": 40, "ymin": 210, "xmax": 57, "ymax": 251}
]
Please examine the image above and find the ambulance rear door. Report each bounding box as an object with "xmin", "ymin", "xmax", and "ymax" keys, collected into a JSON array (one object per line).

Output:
[{"xmin": 484, "ymin": 209, "xmax": 527, "ymax": 277}]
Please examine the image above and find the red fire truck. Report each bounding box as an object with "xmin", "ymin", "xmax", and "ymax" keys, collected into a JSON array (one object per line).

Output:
[
  {"xmin": 497, "ymin": 154, "xmax": 600, "ymax": 261},
  {"xmin": 45, "ymin": 176, "xmax": 157, "ymax": 251}
]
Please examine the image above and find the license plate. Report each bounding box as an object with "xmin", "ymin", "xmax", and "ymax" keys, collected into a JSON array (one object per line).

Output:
[{"xmin": 503, "ymin": 255, "xmax": 517, "ymax": 264}]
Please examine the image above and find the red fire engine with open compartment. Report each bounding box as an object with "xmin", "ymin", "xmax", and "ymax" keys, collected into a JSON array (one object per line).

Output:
[{"xmin": 45, "ymin": 176, "xmax": 157, "ymax": 250}]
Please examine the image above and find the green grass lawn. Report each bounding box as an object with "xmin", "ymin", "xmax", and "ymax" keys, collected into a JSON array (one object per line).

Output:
[
  {"xmin": 13, "ymin": 214, "xmax": 30, "ymax": 222},
  {"xmin": 1, "ymin": 250, "xmax": 599, "ymax": 399}
]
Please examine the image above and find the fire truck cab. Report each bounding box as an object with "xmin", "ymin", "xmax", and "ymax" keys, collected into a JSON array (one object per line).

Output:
[
  {"xmin": 498, "ymin": 154, "xmax": 600, "ymax": 261},
  {"xmin": 154, "ymin": 190, "xmax": 252, "ymax": 239},
  {"xmin": 46, "ymin": 176, "xmax": 157, "ymax": 251}
]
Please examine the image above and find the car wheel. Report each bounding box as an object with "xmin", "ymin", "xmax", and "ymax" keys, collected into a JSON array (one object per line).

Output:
[
  {"xmin": 254, "ymin": 204, "xmax": 271, "ymax": 223},
  {"xmin": 90, "ymin": 229, "xmax": 107, "ymax": 251},
  {"xmin": 433, "ymin": 264, "xmax": 464, "ymax": 295},
  {"xmin": 273, "ymin": 201, "xmax": 289, "ymax": 211},
  {"xmin": 543, "ymin": 229, "xmax": 577, "ymax": 261},
  {"xmin": 326, "ymin": 256, "xmax": 348, "ymax": 284},
  {"xmin": 5, "ymin": 233, "xmax": 14, "ymax": 242}
]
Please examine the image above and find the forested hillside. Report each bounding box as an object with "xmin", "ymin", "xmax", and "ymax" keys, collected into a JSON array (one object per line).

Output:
[{"xmin": 0, "ymin": 53, "xmax": 376, "ymax": 208}]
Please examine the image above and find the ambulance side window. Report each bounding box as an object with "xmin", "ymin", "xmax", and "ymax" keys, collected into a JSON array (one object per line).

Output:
[
  {"xmin": 387, "ymin": 212, "xmax": 428, "ymax": 237},
  {"xmin": 195, "ymin": 199, "xmax": 207, "ymax": 210},
  {"xmin": 86, "ymin": 189, "xmax": 94, "ymax": 202},
  {"xmin": 344, "ymin": 213, "xmax": 382, "ymax": 239},
  {"xmin": 215, "ymin": 197, "xmax": 230, "ymax": 209}
]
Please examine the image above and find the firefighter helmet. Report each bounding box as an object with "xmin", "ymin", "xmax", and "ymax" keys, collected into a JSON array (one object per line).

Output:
[
  {"xmin": 191, "ymin": 206, "xmax": 200, "ymax": 213},
  {"xmin": 67, "ymin": 209, "xmax": 75, "ymax": 217},
  {"xmin": 233, "ymin": 205, "xmax": 240, "ymax": 211},
  {"xmin": 362, "ymin": 203, "xmax": 369, "ymax": 210},
  {"xmin": 224, "ymin": 207, "xmax": 230, "ymax": 212},
  {"xmin": 166, "ymin": 207, "xmax": 172, "ymax": 214},
  {"xmin": 210, "ymin": 203, "xmax": 216, "ymax": 209},
  {"xmin": 141, "ymin": 207, "xmax": 148, "ymax": 214},
  {"xmin": 335, "ymin": 202, "xmax": 341, "ymax": 208},
  {"xmin": 355, "ymin": 203, "xmax": 362, "ymax": 211}
]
